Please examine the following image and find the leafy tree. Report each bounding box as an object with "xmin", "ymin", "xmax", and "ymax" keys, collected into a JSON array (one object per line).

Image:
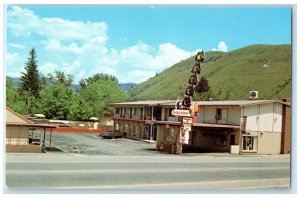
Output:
[
  {"xmin": 68, "ymin": 97, "xmax": 93, "ymax": 121},
  {"xmin": 47, "ymin": 71, "xmax": 74, "ymax": 87},
  {"xmin": 79, "ymin": 73, "xmax": 118, "ymax": 88},
  {"xmin": 80, "ymin": 79, "xmax": 127, "ymax": 118},
  {"xmin": 19, "ymin": 48, "xmax": 41, "ymax": 97},
  {"xmin": 39, "ymin": 74, "xmax": 49, "ymax": 89},
  {"xmin": 195, "ymin": 76, "xmax": 210, "ymax": 94},
  {"xmin": 6, "ymin": 76, "xmax": 15, "ymax": 106},
  {"xmin": 6, "ymin": 76, "xmax": 27, "ymax": 114},
  {"xmin": 36, "ymin": 84, "xmax": 75, "ymax": 119}
]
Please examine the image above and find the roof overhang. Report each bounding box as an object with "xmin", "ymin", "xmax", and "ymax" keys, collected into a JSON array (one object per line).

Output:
[
  {"xmin": 193, "ymin": 123, "xmax": 240, "ymax": 129},
  {"xmin": 150, "ymin": 121, "xmax": 181, "ymax": 125},
  {"xmin": 6, "ymin": 122, "xmax": 57, "ymax": 128}
]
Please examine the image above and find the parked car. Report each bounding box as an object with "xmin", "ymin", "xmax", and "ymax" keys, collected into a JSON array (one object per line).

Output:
[{"xmin": 99, "ymin": 129, "xmax": 126, "ymax": 139}]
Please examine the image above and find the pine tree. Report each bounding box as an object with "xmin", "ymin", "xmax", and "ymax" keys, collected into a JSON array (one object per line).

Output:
[
  {"xmin": 195, "ymin": 76, "xmax": 210, "ymax": 93},
  {"xmin": 19, "ymin": 48, "xmax": 41, "ymax": 114},
  {"xmin": 19, "ymin": 48, "xmax": 41, "ymax": 97}
]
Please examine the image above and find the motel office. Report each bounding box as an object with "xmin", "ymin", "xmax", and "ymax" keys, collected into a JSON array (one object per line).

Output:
[{"xmin": 112, "ymin": 100, "xmax": 290, "ymax": 154}]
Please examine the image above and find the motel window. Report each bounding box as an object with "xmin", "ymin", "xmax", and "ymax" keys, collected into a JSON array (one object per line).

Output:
[
  {"xmin": 168, "ymin": 128, "xmax": 175, "ymax": 138},
  {"xmin": 140, "ymin": 107, "xmax": 143, "ymax": 116},
  {"xmin": 216, "ymin": 134, "xmax": 227, "ymax": 145},
  {"xmin": 134, "ymin": 107, "xmax": 139, "ymax": 116},
  {"xmin": 145, "ymin": 107, "xmax": 151, "ymax": 116},
  {"xmin": 169, "ymin": 108, "xmax": 174, "ymax": 117},
  {"xmin": 230, "ymin": 134, "xmax": 235, "ymax": 145},
  {"xmin": 125, "ymin": 108, "xmax": 130, "ymax": 114},
  {"xmin": 216, "ymin": 108, "xmax": 228, "ymax": 120},
  {"xmin": 115, "ymin": 108, "xmax": 120, "ymax": 114},
  {"xmin": 242, "ymin": 136, "xmax": 257, "ymax": 151}
]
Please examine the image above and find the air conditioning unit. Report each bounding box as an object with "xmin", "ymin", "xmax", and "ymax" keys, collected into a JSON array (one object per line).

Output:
[{"xmin": 249, "ymin": 91, "xmax": 258, "ymax": 100}]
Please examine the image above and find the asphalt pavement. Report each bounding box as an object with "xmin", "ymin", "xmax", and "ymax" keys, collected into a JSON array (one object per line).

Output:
[
  {"xmin": 5, "ymin": 153, "xmax": 290, "ymax": 191},
  {"xmin": 4, "ymin": 132, "xmax": 292, "ymax": 192},
  {"xmin": 44, "ymin": 132, "xmax": 162, "ymax": 155}
]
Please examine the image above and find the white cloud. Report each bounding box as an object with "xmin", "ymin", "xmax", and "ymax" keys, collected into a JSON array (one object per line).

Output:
[
  {"xmin": 39, "ymin": 62, "xmax": 59, "ymax": 75},
  {"xmin": 120, "ymin": 42, "xmax": 152, "ymax": 67},
  {"xmin": 149, "ymin": 43, "xmax": 199, "ymax": 68},
  {"xmin": 7, "ymin": 6, "xmax": 107, "ymax": 42},
  {"xmin": 218, "ymin": 41, "xmax": 228, "ymax": 52},
  {"xmin": 5, "ymin": 52, "xmax": 27, "ymax": 77},
  {"xmin": 6, "ymin": 52, "xmax": 19, "ymax": 65},
  {"xmin": 212, "ymin": 41, "xmax": 228, "ymax": 52},
  {"xmin": 120, "ymin": 42, "xmax": 200, "ymax": 71},
  {"xmin": 40, "ymin": 61, "xmax": 87, "ymax": 83},
  {"xmin": 8, "ymin": 43, "xmax": 25, "ymax": 49},
  {"xmin": 124, "ymin": 70, "xmax": 156, "ymax": 84},
  {"xmin": 6, "ymin": 6, "xmax": 204, "ymax": 84},
  {"xmin": 7, "ymin": 6, "xmax": 40, "ymax": 37},
  {"xmin": 6, "ymin": 53, "xmax": 24, "ymax": 77},
  {"xmin": 61, "ymin": 61, "xmax": 81, "ymax": 74},
  {"xmin": 43, "ymin": 39, "xmax": 61, "ymax": 51}
]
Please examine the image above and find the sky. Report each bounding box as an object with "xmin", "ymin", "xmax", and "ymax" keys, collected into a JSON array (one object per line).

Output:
[{"xmin": 5, "ymin": 5, "xmax": 292, "ymax": 84}]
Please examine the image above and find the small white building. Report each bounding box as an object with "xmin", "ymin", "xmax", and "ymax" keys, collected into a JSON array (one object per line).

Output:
[{"xmin": 191, "ymin": 100, "xmax": 290, "ymax": 154}]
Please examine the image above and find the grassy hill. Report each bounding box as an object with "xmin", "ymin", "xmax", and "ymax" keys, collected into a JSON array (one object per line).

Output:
[{"xmin": 127, "ymin": 44, "xmax": 291, "ymax": 101}]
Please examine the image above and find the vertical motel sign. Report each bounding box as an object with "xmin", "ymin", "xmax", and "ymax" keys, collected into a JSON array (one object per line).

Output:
[{"xmin": 171, "ymin": 108, "xmax": 196, "ymax": 144}]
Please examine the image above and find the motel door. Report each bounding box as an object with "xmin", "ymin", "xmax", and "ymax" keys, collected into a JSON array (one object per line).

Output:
[
  {"xmin": 242, "ymin": 136, "xmax": 257, "ymax": 152},
  {"xmin": 152, "ymin": 124, "xmax": 157, "ymax": 141},
  {"xmin": 143, "ymin": 124, "xmax": 157, "ymax": 140},
  {"xmin": 143, "ymin": 124, "xmax": 150, "ymax": 140}
]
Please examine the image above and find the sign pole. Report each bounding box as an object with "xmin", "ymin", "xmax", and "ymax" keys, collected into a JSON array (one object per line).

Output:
[{"xmin": 171, "ymin": 51, "xmax": 205, "ymax": 154}]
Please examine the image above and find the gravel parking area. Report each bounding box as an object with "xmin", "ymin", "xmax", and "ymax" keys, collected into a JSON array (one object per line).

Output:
[{"xmin": 45, "ymin": 132, "xmax": 164, "ymax": 156}]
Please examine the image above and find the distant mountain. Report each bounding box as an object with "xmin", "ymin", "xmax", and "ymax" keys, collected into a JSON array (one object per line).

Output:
[
  {"xmin": 9, "ymin": 77, "xmax": 136, "ymax": 91},
  {"xmin": 119, "ymin": 83, "xmax": 136, "ymax": 91},
  {"xmin": 11, "ymin": 77, "xmax": 20, "ymax": 87},
  {"xmin": 127, "ymin": 44, "xmax": 291, "ymax": 101}
]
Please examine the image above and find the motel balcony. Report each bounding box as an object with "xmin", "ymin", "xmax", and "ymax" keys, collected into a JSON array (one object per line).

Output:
[{"xmin": 114, "ymin": 114, "xmax": 121, "ymax": 119}]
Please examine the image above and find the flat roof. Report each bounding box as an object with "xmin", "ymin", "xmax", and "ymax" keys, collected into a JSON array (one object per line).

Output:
[
  {"xmin": 112, "ymin": 100, "xmax": 177, "ymax": 106},
  {"xmin": 193, "ymin": 100, "xmax": 278, "ymax": 107},
  {"xmin": 112, "ymin": 100, "xmax": 281, "ymax": 107}
]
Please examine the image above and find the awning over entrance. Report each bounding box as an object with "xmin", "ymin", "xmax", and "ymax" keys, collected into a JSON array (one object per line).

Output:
[{"xmin": 193, "ymin": 123, "xmax": 240, "ymax": 129}]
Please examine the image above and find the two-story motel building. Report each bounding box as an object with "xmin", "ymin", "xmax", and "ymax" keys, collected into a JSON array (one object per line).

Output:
[{"xmin": 112, "ymin": 99, "xmax": 290, "ymax": 155}]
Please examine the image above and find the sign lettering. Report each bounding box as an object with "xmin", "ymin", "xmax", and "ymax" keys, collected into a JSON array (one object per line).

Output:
[
  {"xmin": 183, "ymin": 117, "xmax": 193, "ymax": 124},
  {"xmin": 171, "ymin": 109, "xmax": 191, "ymax": 117}
]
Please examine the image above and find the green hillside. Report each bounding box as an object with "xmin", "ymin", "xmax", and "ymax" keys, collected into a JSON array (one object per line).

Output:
[{"xmin": 127, "ymin": 44, "xmax": 291, "ymax": 101}]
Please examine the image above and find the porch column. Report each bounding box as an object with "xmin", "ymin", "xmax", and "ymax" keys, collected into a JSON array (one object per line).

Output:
[
  {"xmin": 150, "ymin": 106, "xmax": 154, "ymax": 140},
  {"xmin": 49, "ymin": 128, "xmax": 53, "ymax": 152}
]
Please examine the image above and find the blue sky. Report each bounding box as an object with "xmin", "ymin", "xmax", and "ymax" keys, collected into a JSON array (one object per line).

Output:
[{"xmin": 6, "ymin": 6, "xmax": 292, "ymax": 84}]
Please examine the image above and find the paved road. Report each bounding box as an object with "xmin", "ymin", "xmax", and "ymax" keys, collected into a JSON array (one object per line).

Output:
[{"xmin": 5, "ymin": 153, "xmax": 290, "ymax": 191}]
